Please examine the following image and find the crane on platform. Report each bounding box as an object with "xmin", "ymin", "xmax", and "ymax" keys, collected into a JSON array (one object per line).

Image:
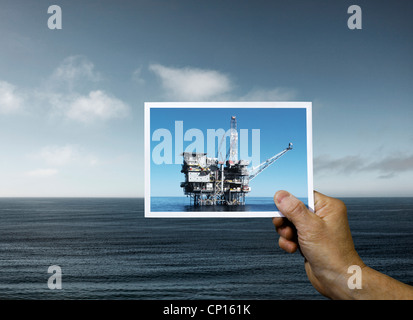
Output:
[{"xmin": 248, "ymin": 143, "xmax": 293, "ymax": 180}]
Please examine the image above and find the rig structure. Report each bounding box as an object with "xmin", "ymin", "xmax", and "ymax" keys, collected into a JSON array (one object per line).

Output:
[{"xmin": 180, "ymin": 116, "xmax": 293, "ymax": 206}]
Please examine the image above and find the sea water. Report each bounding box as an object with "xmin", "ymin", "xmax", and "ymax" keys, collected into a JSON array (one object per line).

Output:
[
  {"xmin": 0, "ymin": 197, "xmax": 412, "ymax": 299},
  {"xmin": 150, "ymin": 196, "xmax": 308, "ymax": 212}
]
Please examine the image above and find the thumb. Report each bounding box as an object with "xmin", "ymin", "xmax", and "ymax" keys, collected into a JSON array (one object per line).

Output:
[{"xmin": 274, "ymin": 190, "xmax": 314, "ymax": 228}]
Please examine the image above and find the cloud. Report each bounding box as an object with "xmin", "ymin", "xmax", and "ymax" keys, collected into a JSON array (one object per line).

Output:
[
  {"xmin": 0, "ymin": 81, "xmax": 23, "ymax": 114},
  {"xmin": 36, "ymin": 145, "xmax": 98, "ymax": 166},
  {"xmin": 26, "ymin": 145, "xmax": 98, "ymax": 181},
  {"xmin": 50, "ymin": 55, "xmax": 101, "ymax": 89},
  {"xmin": 365, "ymin": 154, "xmax": 413, "ymax": 175},
  {"xmin": 149, "ymin": 64, "xmax": 232, "ymax": 100},
  {"xmin": 239, "ymin": 87, "xmax": 297, "ymax": 101},
  {"xmin": 149, "ymin": 63, "xmax": 299, "ymax": 103},
  {"xmin": 26, "ymin": 168, "xmax": 58, "ymax": 177},
  {"xmin": 314, "ymin": 155, "xmax": 364, "ymax": 174},
  {"xmin": 14, "ymin": 55, "xmax": 130, "ymax": 124},
  {"xmin": 314, "ymin": 153, "xmax": 413, "ymax": 178},
  {"xmin": 132, "ymin": 67, "xmax": 145, "ymax": 84},
  {"xmin": 38, "ymin": 145, "xmax": 76, "ymax": 166},
  {"xmin": 66, "ymin": 90, "xmax": 129, "ymax": 123},
  {"xmin": 41, "ymin": 56, "xmax": 130, "ymax": 123},
  {"xmin": 0, "ymin": 56, "xmax": 129, "ymax": 125}
]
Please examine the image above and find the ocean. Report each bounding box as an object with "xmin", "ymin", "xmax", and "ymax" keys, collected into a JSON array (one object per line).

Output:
[
  {"xmin": 0, "ymin": 197, "xmax": 412, "ymax": 300},
  {"xmin": 150, "ymin": 196, "xmax": 308, "ymax": 212}
]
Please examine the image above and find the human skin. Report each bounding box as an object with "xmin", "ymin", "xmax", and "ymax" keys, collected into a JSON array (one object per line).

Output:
[{"xmin": 272, "ymin": 190, "xmax": 413, "ymax": 300}]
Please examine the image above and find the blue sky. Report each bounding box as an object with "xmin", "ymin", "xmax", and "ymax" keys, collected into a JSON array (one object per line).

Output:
[
  {"xmin": 150, "ymin": 106, "xmax": 308, "ymax": 197},
  {"xmin": 0, "ymin": 0, "xmax": 412, "ymax": 197}
]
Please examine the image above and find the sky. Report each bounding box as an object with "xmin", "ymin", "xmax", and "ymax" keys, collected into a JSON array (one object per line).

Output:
[
  {"xmin": 0, "ymin": 0, "xmax": 412, "ymax": 197},
  {"xmin": 149, "ymin": 106, "xmax": 308, "ymax": 197}
]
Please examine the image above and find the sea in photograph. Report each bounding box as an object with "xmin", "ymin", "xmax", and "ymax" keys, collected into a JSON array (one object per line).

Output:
[
  {"xmin": 150, "ymin": 196, "xmax": 309, "ymax": 212},
  {"xmin": 0, "ymin": 197, "xmax": 412, "ymax": 300}
]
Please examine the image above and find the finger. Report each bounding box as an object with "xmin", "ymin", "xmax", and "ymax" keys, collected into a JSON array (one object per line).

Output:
[
  {"xmin": 276, "ymin": 224, "xmax": 296, "ymax": 241},
  {"xmin": 278, "ymin": 236, "xmax": 298, "ymax": 253},
  {"xmin": 272, "ymin": 217, "xmax": 285, "ymax": 228},
  {"xmin": 274, "ymin": 190, "xmax": 315, "ymax": 229},
  {"xmin": 273, "ymin": 217, "xmax": 297, "ymax": 239}
]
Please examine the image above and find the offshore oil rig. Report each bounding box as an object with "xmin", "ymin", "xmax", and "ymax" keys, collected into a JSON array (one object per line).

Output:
[{"xmin": 180, "ymin": 116, "xmax": 293, "ymax": 206}]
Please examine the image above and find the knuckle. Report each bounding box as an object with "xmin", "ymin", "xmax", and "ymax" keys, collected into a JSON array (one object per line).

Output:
[
  {"xmin": 288, "ymin": 198, "xmax": 306, "ymax": 216},
  {"xmin": 331, "ymin": 198, "xmax": 347, "ymax": 213}
]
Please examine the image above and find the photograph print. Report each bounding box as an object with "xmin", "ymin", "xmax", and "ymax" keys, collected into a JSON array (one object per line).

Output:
[{"xmin": 145, "ymin": 102, "xmax": 313, "ymax": 217}]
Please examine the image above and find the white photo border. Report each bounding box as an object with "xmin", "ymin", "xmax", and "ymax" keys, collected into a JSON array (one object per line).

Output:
[{"xmin": 144, "ymin": 102, "xmax": 314, "ymax": 218}]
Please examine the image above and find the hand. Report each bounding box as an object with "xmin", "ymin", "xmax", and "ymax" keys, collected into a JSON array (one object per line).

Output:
[
  {"xmin": 273, "ymin": 190, "xmax": 365, "ymax": 299},
  {"xmin": 273, "ymin": 190, "xmax": 413, "ymax": 300}
]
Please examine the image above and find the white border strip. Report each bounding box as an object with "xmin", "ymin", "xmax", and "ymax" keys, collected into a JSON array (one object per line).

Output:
[
  {"xmin": 144, "ymin": 102, "xmax": 313, "ymax": 218},
  {"xmin": 306, "ymin": 103, "xmax": 314, "ymax": 213}
]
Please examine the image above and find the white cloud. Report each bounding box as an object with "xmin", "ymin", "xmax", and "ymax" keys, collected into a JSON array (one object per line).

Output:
[
  {"xmin": 24, "ymin": 56, "xmax": 129, "ymax": 124},
  {"xmin": 39, "ymin": 145, "xmax": 76, "ymax": 166},
  {"xmin": 30, "ymin": 144, "xmax": 99, "ymax": 170},
  {"xmin": 239, "ymin": 87, "xmax": 297, "ymax": 101},
  {"xmin": 149, "ymin": 64, "xmax": 232, "ymax": 100},
  {"xmin": 0, "ymin": 81, "xmax": 23, "ymax": 114},
  {"xmin": 38, "ymin": 56, "xmax": 130, "ymax": 123},
  {"xmin": 50, "ymin": 55, "xmax": 101, "ymax": 87},
  {"xmin": 26, "ymin": 168, "xmax": 58, "ymax": 177},
  {"xmin": 149, "ymin": 63, "xmax": 299, "ymax": 103},
  {"xmin": 66, "ymin": 90, "xmax": 129, "ymax": 123}
]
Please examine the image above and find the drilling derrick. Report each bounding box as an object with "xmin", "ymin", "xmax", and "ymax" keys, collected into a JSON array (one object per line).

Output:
[
  {"xmin": 229, "ymin": 116, "xmax": 238, "ymax": 163},
  {"xmin": 180, "ymin": 116, "xmax": 293, "ymax": 206}
]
